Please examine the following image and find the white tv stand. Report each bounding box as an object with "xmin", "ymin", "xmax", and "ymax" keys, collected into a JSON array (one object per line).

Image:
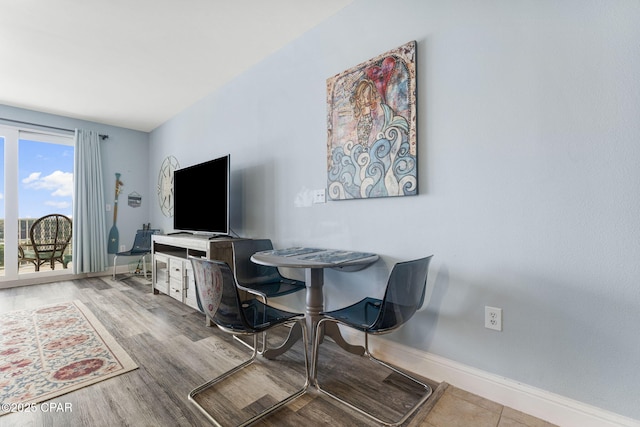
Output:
[{"xmin": 151, "ymin": 234, "xmax": 242, "ymax": 311}]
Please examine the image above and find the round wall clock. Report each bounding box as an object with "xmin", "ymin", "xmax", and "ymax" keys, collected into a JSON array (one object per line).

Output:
[{"xmin": 157, "ymin": 155, "xmax": 179, "ymax": 217}]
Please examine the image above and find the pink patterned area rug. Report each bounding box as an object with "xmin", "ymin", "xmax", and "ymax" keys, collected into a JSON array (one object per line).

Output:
[{"xmin": 0, "ymin": 300, "xmax": 137, "ymax": 414}]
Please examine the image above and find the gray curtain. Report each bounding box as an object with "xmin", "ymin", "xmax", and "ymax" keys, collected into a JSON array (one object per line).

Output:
[{"xmin": 73, "ymin": 129, "xmax": 108, "ymax": 273}]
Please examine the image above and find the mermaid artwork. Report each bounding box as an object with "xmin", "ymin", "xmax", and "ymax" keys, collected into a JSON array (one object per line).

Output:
[{"xmin": 327, "ymin": 41, "xmax": 417, "ymax": 200}]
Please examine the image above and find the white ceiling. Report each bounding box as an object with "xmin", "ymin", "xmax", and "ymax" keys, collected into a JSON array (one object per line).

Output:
[{"xmin": 0, "ymin": 0, "xmax": 353, "ymax": 132}]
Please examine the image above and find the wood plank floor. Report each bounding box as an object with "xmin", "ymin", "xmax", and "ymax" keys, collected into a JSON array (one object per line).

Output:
[{"xmin": 0, "ymin": 275, "xmax": 442, "ymax": 427}]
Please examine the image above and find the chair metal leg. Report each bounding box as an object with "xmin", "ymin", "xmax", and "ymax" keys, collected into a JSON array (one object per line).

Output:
[
  {"xmin": 312, "ymin": 318, "xmax": 432, "ymax": 426},
  {"xmin": 113, "ymin": 254, "xmax": 152, "ymax": 281},
  {"xmin": 233, "ymin": 294, "xmax": 268, "ymax": 354},
  {"xmin": 232, "ymin": 333, "xmax": 260, "ymax": 352},
  {"xmin": 112, "ymin": 255, "xmax": 118, "ymax": 279},
  {"xmin": 142, "ymin": 255, "xmax": 148, "ymax": 279},
  {"xmin": 189, "ymin": 334, "xmax": 259, "ymax": 427},
  {"xmin": 189, "ymin": 320, "xmax": 310, "ymax": 427}
]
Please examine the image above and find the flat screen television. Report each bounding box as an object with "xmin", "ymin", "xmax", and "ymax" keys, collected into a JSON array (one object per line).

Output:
[{"xmin": 173, "ymin": 154, "xmax": 230, "ymax": 235}]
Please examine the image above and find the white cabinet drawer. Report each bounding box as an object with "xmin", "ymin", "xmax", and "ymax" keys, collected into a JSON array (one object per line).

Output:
[
  {"xmin": 165, "ymin": 257, "xmax": 185, "ymax": 302},
  {"xmin": 169, "ymin": 277, "xmax": 183, "ymax": 301},
  {"xmin": 169, "ymin": 258, "xmax": 184, "ymax": 280}
]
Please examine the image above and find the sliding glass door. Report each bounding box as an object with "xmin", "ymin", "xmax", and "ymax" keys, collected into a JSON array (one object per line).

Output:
[
  {"xmin": 0, "ymin": 135, "xmax": 4, "ymax": 275},
  {"xmin": 0, "ymin": 125, "xmax": 74, "ymax": 281}
]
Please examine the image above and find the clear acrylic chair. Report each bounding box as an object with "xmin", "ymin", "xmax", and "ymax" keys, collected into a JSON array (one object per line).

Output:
[
  {"xmin": 231, "ymin": 239, "xmax": 306, "ymax": 353},
  {"xmin": 112, "ymin": 228, "xmax": 160, "ymax": 280},
  {"xmin": 188, "ymin": 256, "xmax": 309, "ymax": 427},
  {"xmin": 311, "ymin": 256, "xmax": 434, "ymax": 426}
]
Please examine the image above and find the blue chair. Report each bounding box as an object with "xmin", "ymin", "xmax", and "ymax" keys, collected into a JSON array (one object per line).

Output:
[
  {"xmin": 188, "ymin": 257, "xmax": 310, "ymax": 427},
  {"xmin": 311, "ymin": 256, "xmax": 434, "ymax": 426},
  {"xmin": 231, "ymin": 239, "xmax": 306, "ymax": 353},
  {"xmin": 112, "ymin": 228, "xmax": 160, "ymax": 280}
]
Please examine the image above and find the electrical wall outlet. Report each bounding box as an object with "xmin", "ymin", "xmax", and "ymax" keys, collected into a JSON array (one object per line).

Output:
[
  {"xmin": 485, "ymin": 306, "xmax": 502, "ymax": 331},
  {"xmin": 312, "ymin": 189, "xmax": 326, "ymax": 204}
]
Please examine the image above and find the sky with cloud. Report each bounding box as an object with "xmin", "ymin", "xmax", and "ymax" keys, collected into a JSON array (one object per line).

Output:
[{"xmin": 0, "ymin": 139, "xmax": 74, "ymax": 218}]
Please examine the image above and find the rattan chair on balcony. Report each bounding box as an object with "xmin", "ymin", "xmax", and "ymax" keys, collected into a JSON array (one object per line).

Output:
[{"xmin": 18, "ymin": 214, "xmax": 72, "ymax": 271}]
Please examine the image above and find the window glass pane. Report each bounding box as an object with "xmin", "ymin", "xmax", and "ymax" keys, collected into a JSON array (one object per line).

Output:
[
  {"xmin": 18, "ymin": 139, "xmax": 74, "ymax": 218},
  {"xmin": 18, "ymin": 139, "xmax": 74, "ymax": 274}
]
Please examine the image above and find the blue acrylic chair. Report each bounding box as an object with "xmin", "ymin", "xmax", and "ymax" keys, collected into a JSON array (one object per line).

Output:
[
  {"xmin": 112, "ymin": 228, "xmax": 160, "ymax": 280},
  {"xmin": 188, "ymin": 257, "xmax": 309, "ymax": 427},
  {"xmin": 231, "ymin": 239, "xmax": 306, "ymax": 353},
  {"xmin": 311, "ymin": 255, "xmax": 434, "ymax": 426}
]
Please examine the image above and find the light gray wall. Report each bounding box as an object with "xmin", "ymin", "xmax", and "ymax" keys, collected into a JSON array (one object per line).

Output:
[
  {"xmin": 149, "ymin": 0, "xmax": 640, "ymax": 420},
  {"xmin": 0, "ymin": 104, "xmax": 150, "ymax": 255}
]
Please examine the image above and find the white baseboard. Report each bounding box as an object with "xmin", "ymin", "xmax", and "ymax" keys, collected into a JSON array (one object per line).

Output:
[
  {"xmin": 350, "ymin": 332, "xmax": 640, "ymax": 427},
  {"xmin": 0, "ymin": 266, "xmax": 149, "ymax": 290}
]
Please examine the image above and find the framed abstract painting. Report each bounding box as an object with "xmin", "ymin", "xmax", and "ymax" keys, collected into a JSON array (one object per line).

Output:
[{"xmin": 327, "ymin": 41, "xmax": 417, "ymax": 200}]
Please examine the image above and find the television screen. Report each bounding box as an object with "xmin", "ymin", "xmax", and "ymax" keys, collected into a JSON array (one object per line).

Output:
[{"xmin": 173, "ymin": 154, "xmax": 229, "ymax": 235}]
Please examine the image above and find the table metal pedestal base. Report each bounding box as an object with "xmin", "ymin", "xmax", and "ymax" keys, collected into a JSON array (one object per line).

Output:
[{"xmin": 262, "ymin": 268, "xmax": 365, "ymax": 361}]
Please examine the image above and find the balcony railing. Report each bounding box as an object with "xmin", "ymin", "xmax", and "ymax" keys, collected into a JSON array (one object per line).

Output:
[{"xmin": 0, "ymin": 216, "xmax": 73, "ymax": 273}]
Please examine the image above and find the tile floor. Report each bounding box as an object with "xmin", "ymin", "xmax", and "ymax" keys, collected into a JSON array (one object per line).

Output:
[{"xmin": 422, "ymin": 385, "xmax": 558, "ymax": 427}]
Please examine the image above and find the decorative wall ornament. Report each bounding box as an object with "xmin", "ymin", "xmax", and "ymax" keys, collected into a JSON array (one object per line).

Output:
[
  {"xmin": 128, "ymin": 191, "xmax": 142, "ymax": 208},
  {"xmin": 157, "ymin": 156, "xmax": 179, "ymax": 217},
  {"xmin": 326, "ymin": 41, "xmax": 417, "ymax": 200}
]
